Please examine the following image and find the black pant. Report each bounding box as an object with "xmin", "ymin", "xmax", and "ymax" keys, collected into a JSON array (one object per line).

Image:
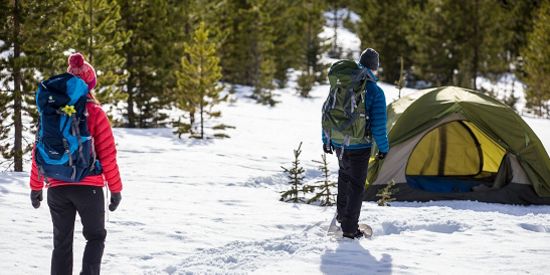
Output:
[
  {"xmin": 336, "ymin": 147, "xmax": 371, "ymax": 233},
  {"xmin": 47, "ymin": 186, "xmax": 106, "ymax": 275}
]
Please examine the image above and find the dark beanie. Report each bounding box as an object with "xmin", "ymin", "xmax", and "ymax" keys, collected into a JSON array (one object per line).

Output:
[{"xmin": 359, "ymin": 48, "xmax": 379, "ymax": 71}]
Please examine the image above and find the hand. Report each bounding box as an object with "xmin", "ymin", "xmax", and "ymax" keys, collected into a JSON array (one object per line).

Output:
[
  {"xmin": 109, "ymin": 192, "xmax": 122, "ymax": 212},
  {"xmin": 30, "ymin": 190, "xmax": 43, "ymax": 209},
  {"xmin": 376, "ymin": 151, "xmax": 387, "ymax": 160},
  {"xmin": 323, "ymin": 143, "xmax": 333, "ymax": 154}
]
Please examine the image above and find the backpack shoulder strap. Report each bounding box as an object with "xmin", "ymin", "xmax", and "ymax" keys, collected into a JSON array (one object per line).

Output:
[{"xmin": 364, "ymin": 81, "xmax": 373, "ymax": 116}]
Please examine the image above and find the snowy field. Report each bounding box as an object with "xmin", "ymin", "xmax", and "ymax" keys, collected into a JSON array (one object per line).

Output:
[{"xmin": 1, "ymin": 80, "xmax": 550, "ymax": 274}]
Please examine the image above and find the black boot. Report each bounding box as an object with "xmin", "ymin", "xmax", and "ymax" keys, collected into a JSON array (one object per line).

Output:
[
  {"xmin": 342, "ymin": 229, "xmax": 364, "ymax": 239},
  {"xmin": 80, "ymin": 262, "xmax": 100, "ymax": 275}
]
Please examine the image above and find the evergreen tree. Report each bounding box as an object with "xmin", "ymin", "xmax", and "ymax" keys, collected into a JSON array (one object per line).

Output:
[
  {"xmin": 307, "ymin": 153, "xmax": 337, "ymax": 206},
  {"xmin": 408, "ymin": 0, "xmax": 512, "ymax": 88},
  {"xmin": 326, "ymin": 0, "xmax": 345, "ymax": 58},
  {"xmin": 0, "ymin": 0, "xmax": 25, "ymax": 171},
  {"xmin": 175, "ymin": 21, "xmax": 224, "ymax": 139},
  {"xmin": 296, "ymin": 0, "xmax": 328, "ymax": 97},
  {"xmin": 521, "ymin": 0, "xmax": 550, "ymax": 117},
  {"xmin": 280, "ymin": 142, "xmax": 311, "ymax": 203},
  {"xmin": 249, "ymin": 0, "xmax": 278, "ymax": 105},
  {"xmin": 502, "ymin": 0, "xmax": 543, "ymax": 72},
  {"xmin": 297, "ymin": 72, "xmax": 316, "ymax": 98},
  {"xmin": 395, "ymin": 56, "xmax": 406, "ymax": 99},
  {"xmin": 376, "ymin": 180, "xmax": 399, "ymax": 206},
  {"xmin": 271, "ymin": 2, "xmax": 304, "ymax": 88},
  {"xmin": 354, "ymin": 0, "xmax": 415, "ymax": 84},
  {"xmin": 0, "ymin": 68, "xmax": 10, "ymax": 166},
  {"xmin": 0, "ymin": 0, "xmax": 60, "ymax": 171},
  {"xmin": 216, "ymin": 1, "xmax": 256, "ymax": 86},
  {"xmin": 59, "ymin": 0, "xmax": 130, "ymax": 105},
  {"xmin": 118, "ymin": 0, "xmax": 176, "ymax": 128}
]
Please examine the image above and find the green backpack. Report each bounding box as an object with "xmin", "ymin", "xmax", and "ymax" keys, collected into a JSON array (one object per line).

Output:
[{"xmin": 322, "ymin": 60, "xmax": 374, "ymax": 157}]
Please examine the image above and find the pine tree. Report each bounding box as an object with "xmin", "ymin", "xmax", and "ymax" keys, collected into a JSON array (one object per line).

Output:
[
  {"xmin": 271, "ymin": 3, "xmax": 305, "ymax": 88},
  {"xmin": 354, "ymin": 0, "xmax": 415, "ymax": 84},
  {"xmin": 326, "ymin": 0, "xmax": 343, "ymax": 58},
  {"xmin": 521, "ymin": 0, "xmax": 550, "ymax": 118},
  {"xmin": 59, "ymin": 0, "xmax": 130, "ymax": 105},
  {"xmin": 210, "ymin": 1, "xmax": 320, "ymax": 96},
  {"xmin": 376, "ymin": 180, "xmax": 399, "ymax": 206},
  {"xmin": 0, "ymin": 0, "xmax": 24, "ymax": 171},
  {"xmin": 118, "ymin": 0, "xmax": 175, "ymax": 128},
  {"xmin": 249, "ymin": 0, "xmax": 278, "ymax": 106},
  {"xmin": 175, "ymin": 21, "xmax": 224, "ymax": 139},
  {"xmin": 295, "ymin": 0, "xmax": 328, "ymax": 97},
  {"xmin": 307, "ymin": 153, "xmax": 337, "ymax": 206},
  {"xmin": 0, "ymin": 71, "xmax": 10, "ymax": 166},
  {"xmin": 280, "ymin": 142, "xmax": 311, "ymax": 203},
  {"xmin": 216, "ymin": 1, "xmax": 256, "ymax": 86},
  {"xmin": 297, "ymin": 72, "xmax": 316, "ymax": 98},
  {"xmin": 395, "ymin": 56, "xmax": 406, "ymax": 99},
  {"xmin": 0, "ymin": 0, "xmax": 60, "ymax": 171},
  {"xmin": 408, "ymin": 0, "xmax": 512, "ymax": 88}
]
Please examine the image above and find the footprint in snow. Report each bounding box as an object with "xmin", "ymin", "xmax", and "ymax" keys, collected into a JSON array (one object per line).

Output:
[
  {"xmin": 518, "ymin": 223, "xmax": 550, "ymax": 233},
  {"xmin": 375, "ymin": 221, "xmax": 467, "ymax": 236}
]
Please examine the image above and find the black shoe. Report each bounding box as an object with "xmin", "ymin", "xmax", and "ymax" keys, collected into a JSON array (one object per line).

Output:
[{"xmin": 342, "ymin": 229, "xmax": 364, "ymax": 239}]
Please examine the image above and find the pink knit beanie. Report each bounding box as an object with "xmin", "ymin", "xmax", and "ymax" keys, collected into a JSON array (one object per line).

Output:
[{"xmin": 67, "ymin": 52, "xmax": 97, "ymax": 90}]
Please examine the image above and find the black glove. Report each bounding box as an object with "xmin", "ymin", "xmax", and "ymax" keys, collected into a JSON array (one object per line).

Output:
[
  {"xmin": 109, "ymin": 192, "xmax": 122, "ymax": 212},
  {"xmin": 323, "ymin": 143, "xmax": 333, "ymax": 154},
  {"xmin": 376, "ymin": 151, "xmax": 387, "ymax": 160},
  {"xmin": 30, "ymin": 190, "xmax": 43, "ymax": 209}
]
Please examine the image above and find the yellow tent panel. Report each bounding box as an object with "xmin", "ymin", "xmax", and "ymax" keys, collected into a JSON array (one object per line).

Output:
[{"xmin": 407, "ymin": 121, "xmax": 505, "ymax": 176}]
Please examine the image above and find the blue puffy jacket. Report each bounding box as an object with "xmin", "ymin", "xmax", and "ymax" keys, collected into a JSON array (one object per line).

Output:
[{"xmin": 323, "ymin": 67, "xmax": 389, "ymax": 153}]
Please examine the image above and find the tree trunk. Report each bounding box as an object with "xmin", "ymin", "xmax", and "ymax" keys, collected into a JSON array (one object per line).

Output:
[
  {"xmin": 88, "ymin": 0, "xmax": 94, "ymax": 63},
  {"xmin": 472, "ymin": 0, "xmax": 480, "ymax": 89},
  {"xmin": 124, "ymin": 4, "xmax": 135, "ymax": 128},
  {"xmin": 126, "ymin": 59, "xmax": 135, "ymax": 128},
  {"xmin": 332, "ymin": 2, "xmax": 338, "ymax": 55},
  {"xmin": 199, "ymin": 101, "xmax": 204, "ymax": 139},
  {"xmin": 189, "ymin": 110, "xmax": 195, "ymax": 134},
  {"xmin": 12, "ymin": 0, "xmax": 23, "ymax": 172},
  {"xmin": 306, "ymin": 9, "xmax": 312, "ymax": 74}
]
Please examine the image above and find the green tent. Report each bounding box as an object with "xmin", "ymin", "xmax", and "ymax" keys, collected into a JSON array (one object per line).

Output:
[{"xmin": 364, "ymin": 86, "xmax": 550, "ymax": 204}]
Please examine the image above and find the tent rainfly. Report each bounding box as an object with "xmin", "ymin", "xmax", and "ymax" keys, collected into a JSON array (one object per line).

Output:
[{"xmin": 364, "ymin": 86, "xmax": 550, "ymax": 205}]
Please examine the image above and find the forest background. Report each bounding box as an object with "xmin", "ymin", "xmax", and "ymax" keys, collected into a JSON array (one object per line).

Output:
[{"xmin": 1, "ymin": 0, "xmax": 549, "ymax": 172}]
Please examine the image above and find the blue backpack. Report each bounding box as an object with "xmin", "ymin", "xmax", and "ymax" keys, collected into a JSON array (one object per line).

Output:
[{"xmin": 35, "ymin": 73, "xmax": 101, "ymax": 182}]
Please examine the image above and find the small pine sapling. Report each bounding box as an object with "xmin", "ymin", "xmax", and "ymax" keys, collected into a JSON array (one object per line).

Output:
[
  {"xmin": 395, "ymin": 56, "xmax": 406, "ymax": 99},
  {"xmin": 376, "ymin": 180, "xmax": 399, "ymax": 206},
  {"xmin": 280, "ymin": 142, "xmax": 309, "ymax": 203},
  {"xmin": 297, "ymin": 72, "xmax": 316, "ymax": 98},
  {"xmin": 212, "ymin": 124, "xmax": 236, "ymax": 139},
  {"xmin": 307, "ymin": 153, "xmax": 337, "ymax": 206}
]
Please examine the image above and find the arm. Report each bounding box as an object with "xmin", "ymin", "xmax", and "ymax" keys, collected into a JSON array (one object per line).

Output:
[
  {"xmin": 29, "ymin": 145, "xmax": 44, "ymax": 190},
  {"xmin": 92, "ymin": 106, "xmax": 122, "ymax": 193},
  {"xmin": 368, "ymin": 84, "xmax": 390, "ymax": 153}
]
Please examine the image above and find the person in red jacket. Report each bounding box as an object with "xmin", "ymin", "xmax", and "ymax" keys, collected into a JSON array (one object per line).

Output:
[{"xmin": 29, "ymin": 52, "xmax": 122, "ymax": 275}]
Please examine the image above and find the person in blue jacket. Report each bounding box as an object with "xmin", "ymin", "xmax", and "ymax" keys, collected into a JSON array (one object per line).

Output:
[{"xmin": 323, "ymin": 48, "xmax": 389, "ymax": 239}]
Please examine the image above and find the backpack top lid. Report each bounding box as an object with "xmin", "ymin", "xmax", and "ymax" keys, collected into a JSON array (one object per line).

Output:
[
  {"xmin": 37, "ymin": 73, "xmax": 89, "ymax": 113},
  {"xmin": 328, "ymin": 60, "xmax": 376, "ymax": 87}
]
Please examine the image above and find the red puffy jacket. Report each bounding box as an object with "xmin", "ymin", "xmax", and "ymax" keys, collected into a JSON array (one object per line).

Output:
[{"xmin": 30, "ymin": 98, "xmax": 122, "ymax": 193}]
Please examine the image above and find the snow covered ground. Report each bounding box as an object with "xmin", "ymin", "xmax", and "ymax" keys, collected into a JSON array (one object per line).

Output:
[{"xmin": 2, "ymin": 81, "xmax": 550, "ymax": 274}]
